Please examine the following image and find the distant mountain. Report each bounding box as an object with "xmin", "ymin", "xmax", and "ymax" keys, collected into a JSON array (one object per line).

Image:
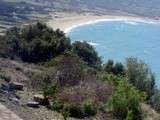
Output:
[
  {"xmin": 2, "ymin": 0, "xmax": 160, "ymax": 17},
  {"xmin": 1, "ymin": 0, "xmax": 160, "ymax": 34},
  {"xmin": 52, "ymin": 0, "xmax": 160, "ymax": 17},
  {"xmin": 77, "ymin": 0, "xmax": 160, "ymax": 17}
]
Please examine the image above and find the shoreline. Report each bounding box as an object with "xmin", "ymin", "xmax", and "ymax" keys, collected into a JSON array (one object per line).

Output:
[{"xmin": 47, "ymin": 12, "xmax": 160, "ymax": 34}]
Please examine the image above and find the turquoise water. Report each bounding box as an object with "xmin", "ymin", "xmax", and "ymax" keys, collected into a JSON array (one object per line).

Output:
[{"xmin": 67, "ymin": 21, "xmax": 160, "ymax": 86}]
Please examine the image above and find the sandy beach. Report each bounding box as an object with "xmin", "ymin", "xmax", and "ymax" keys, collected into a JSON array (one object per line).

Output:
[{"xmin": 47, "ymin": 12, "xmax": 159, "ymax": 33}]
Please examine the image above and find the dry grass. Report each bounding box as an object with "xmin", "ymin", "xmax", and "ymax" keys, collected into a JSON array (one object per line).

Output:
[
  {"xmin": 141, "ymin": 103, "xmax": 160, "ymax": 120},
  {"xmin": 58, "ymin": 80, "xmax": 114, "ymax": 105}
]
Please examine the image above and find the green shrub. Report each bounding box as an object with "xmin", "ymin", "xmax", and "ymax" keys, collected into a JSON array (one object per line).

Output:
[
  {"xmin": 82, "ymin": 99, "xmax": 97, "ymax": 117},
  {"xmin": 126, "ymin": 57, "xmax": 155, "ymax": 100},
  {"xmin": 109, "ymin": 81, "xmax": 143, "ymax": 120},
  {"xmin": 0, "ymin": 73, "xmax": 11, "ymax": 82},
  {"xmin": 66, "ymin": 105, "xmax": 84, "ymax": 118},
  {"xmin": 60, "ymin": 99, "xmax": 97, "ymax": 119},
  {"xmin": 104, "ymin": 60, "xmax": 125, "ymax": 75},
  {"xmin": 51, "ymin": 97, "xmax": 63, "ymax": 112},
  {"xmin": 72, "ymin": 41, "xmax": 101, "ymax": 68},
  {"xmin": 43, "ymin": 84, "xmax": 60, "ymax": 98},
  {"xmin": 0, "ymin": 35, "xmax": 7, "ymax": 57},
  {"xmin": 103, "ymin": 74, "xmax": 125, "ymax": 85},
  {"xmin": 5, "ymin": 22, "xmax": 71, "ymax": 63},
  {"xmin": 126, "ymin": 111, "xmax": 134, "ymax": 120}
]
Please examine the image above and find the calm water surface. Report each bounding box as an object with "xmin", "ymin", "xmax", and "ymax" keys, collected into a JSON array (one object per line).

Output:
[{"xmin": 67, "ymin": 21, "xmax": 160, "ymax": 86}]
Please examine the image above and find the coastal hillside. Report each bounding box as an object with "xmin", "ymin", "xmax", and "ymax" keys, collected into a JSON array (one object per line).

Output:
[
  {"xmin": 0, "ymin": 22, "xmax": 160, "ymax": 120},
  {"xmin": 1, "ymin": 1, "xmax": 160, "ymax": 119},
  {"xmin": 2, "ymin": 0, "xmax": 160, "ymax": 17}
]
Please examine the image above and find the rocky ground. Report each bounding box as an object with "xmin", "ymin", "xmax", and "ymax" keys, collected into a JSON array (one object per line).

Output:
[
  {"xmin": 0, "ymin": 58, "xmax": 64, "ymax": 120},
  {"xmin": 0, "ymin": 103, "xmax": 22, "ymax": 120},
  {"xmin": 0, "ymin": 58, "xmax": 160, "ymax": 120}
]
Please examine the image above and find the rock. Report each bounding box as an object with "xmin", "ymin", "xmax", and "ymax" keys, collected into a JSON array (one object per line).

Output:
[
  {"xmin": 0, "ymin": 98, "xmax": 5, "ymax": 102},
  {"xmin": 9, "ymin": 82, "xmax": 24, "ymax": 90},
  {"xmin": 9, "ymin": 97, "xmax": 20, "ymax": 104},
  {"xmin": 1, "ymin": 83, "xmax": 9, "ymax": 91},
  {"xmin": 27, "ymin": 101, "xmax": 39, "ymax": 108},
  {"xmin": 34, "ymin": 94, "xmax": 49, "ymax": 105}
]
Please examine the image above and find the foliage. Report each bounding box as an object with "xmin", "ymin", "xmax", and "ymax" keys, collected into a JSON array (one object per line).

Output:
[
  {"xmin": 51, "ymin": 51, "xmax": 85, "ymax": 87},
  {"xmin": 126, "ymin": 57, "xmax": 156, "ymax": 100},
  {"xmin": 0, "ymin": 35, "xmax": 7, "ymax": 57},
  {"xmin": 0, "ymin": 73, "xmax": 11, "ymax": 82},
  {"xmin": 72, "ymin": 41, "xmax": 102, "ymax": 68},
  {"xmin": 61, "ymin": 99, "xmax": 97, "ymax": 119},
  {"xmin": 126, "ymin": 110, "xmax": 134, "ymax": 120},
  {"xmin": 103, "ymin": 73, "xmax": 125, "ymax": 86},
  {"xmin": 28, "ymin": 68, "xmax": 56, "ymax": 90},
  {"xmin": 43, "ymin": 84, "xmax": 60, "ymax": 98},
  {"xmin": 104, "ymin": 59, "xmax": 125, "ymax": 75},
  {"xmin": 2, "ymin": 22, "xmax": 159, "ymax": 120},
  {"xmin": 45, "ymin": 78, "xmax": 114, "ymax": 119},
  {"xmin": 108, "ymin": 80, "xmax": 144, "ymax": 120},
  {"xmin": 5, "ymin": 22, "xmax": 71, "ymax": 63}
]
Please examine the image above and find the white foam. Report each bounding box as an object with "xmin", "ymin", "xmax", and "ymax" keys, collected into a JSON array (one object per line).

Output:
[
  {"xmin": 124, "ymin": 21, "xmax": 139, "ymax": 25},
  {"xmin": 64, "ymin": 18, "xmax": 160, "ymax": 34},
  {"xmin": 87, "ymin": 42, "xmax": 100, "ymax": 46}
]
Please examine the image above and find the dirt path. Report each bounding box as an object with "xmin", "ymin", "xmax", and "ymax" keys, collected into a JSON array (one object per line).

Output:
[{"xmin": 0, "ymin": 103, "xmax": 22, "ymax": 120}]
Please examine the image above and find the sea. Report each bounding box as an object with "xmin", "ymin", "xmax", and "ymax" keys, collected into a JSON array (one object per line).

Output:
[{"xmin": 66, "ymin": 20, "xmax": 160, "ymax": 87}]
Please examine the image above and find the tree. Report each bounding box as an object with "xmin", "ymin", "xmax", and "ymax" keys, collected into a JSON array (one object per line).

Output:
[
  {"xmin": 104, "ymin": 59, "xmax": 114, "ymax": 73},
  {"xmin": 72, "ymin": 41, "xmax": 101, "ymax": 68},
  {"xmin": 126, "ymin": 57, "xmax": 155, "ymax": 100},
  {"xmin": 104, "ymin": 60, "xmax": 125, "ymax": 75},
  {"xmin": 113, "ymin": 62, "xmax": 125, "ymax": 75},
  {"xmin": 5, "ymin": 22, "xmax": 71, "ymax": 63},
  {"xmin": 53, "ymin": 52, "xmax": 85, "ymax": 87},
  {"xmin": 109, "ymin": 81, "xmax": 142, "ymax": 120},
  {"xmin": 0, "ymin": 35, "xmax": 7, "ymax": 57}
]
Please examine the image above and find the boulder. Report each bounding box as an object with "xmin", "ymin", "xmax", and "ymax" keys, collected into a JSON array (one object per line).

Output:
[
  {"xmin": 9, "ymin": 82, "xmax": 24, "ymax": 90},
  {"xmin": 27, "ymin": 101, "xmax": 39, "ymax": 108},
  {"xmin": 9, "ymin": 97, "xmax": 20, "ymax": 104},
  {"xmin": 34, "ymin": 94, "xmax": 49, "ymax": 105},
  {"xmin": 1, "ymin": 83, "xmax": 9, "ymax": 91}
]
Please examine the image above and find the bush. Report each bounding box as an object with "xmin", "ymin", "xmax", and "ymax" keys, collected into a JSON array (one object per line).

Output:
[
  {"xmin": 28, "ymin": 68, "xmax": 55, "ymax": 90},
  {"xmin": 0, "ymin": 35, "xmax": 7, "ymax": 57},
  {"xmin": 49, "ymin": 52, "xmax": 85, "ymax": 87},
  {"xmin": 126, "ymin": 111, "xmax": 134, "ymax": 120},
  {"xmin": 104, "ymin": 59, "xmax": 125, "ymax": 75},
  {"xmin": 108, "ymin": 81, "xmax": 143, "ymax": 120},
  {"xmin": 126, "ymin": 57, "xmax": 155, "ymax": 100},
  {"xmin": 5, "ymin": 22, "xmax": 71, "ymax": 63},
  {"xmin": 43, "ymin": 84, "xmax": 60, "ymax": 98},
  {"xmin": 104, "ymin": 59, "xmax": 114, "ymax": 73},
  {"xmin": 61, "ymin": 99, "xmax": 97, "ymax": 119},
  {"xmin": 82, "ymin": 99, "xmax": 97, "ymax": 117},
  {"xmin": 72, "ymin": 41, "xmax": 101, "ymax": 68},
  {"xmin": 45, "ymin": 79, "xmax": 114, "ymax": 119},
  {"xmin": 0, "ymin": 73, "xmax": 11, "ymax": 82}
]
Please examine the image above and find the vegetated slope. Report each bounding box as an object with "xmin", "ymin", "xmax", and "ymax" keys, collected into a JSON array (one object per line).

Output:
[
  {"xmin": 1, "ymin": 22, "xmax": 160, "ymax": 120},
  {"xmin": 0, "ymin": 0, "xmax": 53, "ymax": 34},
  {"xmin": 16, "ymin": 0, "xmax": 160, "ymax": 17},
  {"xmin": 0, "ymin": 58, "xmax": 65, "ymax": 120},
  {"xmin": 74, "ymin": 0, "xmax": 160, "ymax": 17}
]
